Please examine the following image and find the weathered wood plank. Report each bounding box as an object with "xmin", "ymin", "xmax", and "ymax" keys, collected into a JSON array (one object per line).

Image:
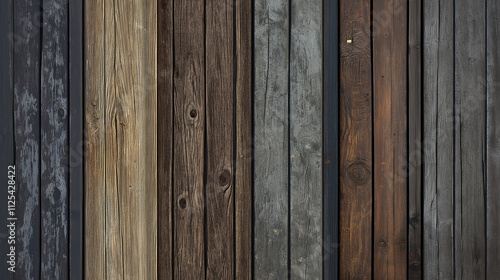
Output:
[
  {"xmin": 487, "ymin": 0, "xmax": 500, "ymax": 278},
  {"xmin": 205, "ymin": 0, "xmax": 234, "ymax": 278},
  {"xmin": 40, "ymin": 0, "xmax": 70, "ymax": 277},
  {"xmin": 235, "ymin": 0, "xmax": 253, "ymax": 278},
  {"xmin": 408, "ymin": 0, "xmax": 422, "ymax": 278},
  {"xmin": 173, "ymin": 0, "xmax": 205, "ymax": 278},
  {"xmin": 323, "ymin": 0, "xmax": 339, "ymax": 277},
  {"xmin": 254, "ymin": 0, "xmax": 290, "ymax": 277},
  {"xmin": 158, "ymin": 0, "xmax": 174, "ymax": 278},
  {"xmin": 339, "ymin": 0, "xmax": 372, "ymax": 277},
  {"xmin": 84, "ymin": 0, "xmax": 106, "ymax": 278},
  {"xmin": 423, "ymin": 0, "xmax": 455, "ymax": 278},
  {"xmin": 289, "ymin": 0, "xmax": 322, "ymax": 278},
  {"xmin": 69, "ymin": 0, "xmax": 84, "ymax": 278},
  {"xmin": 13, "ymin": 0, "xmax": 42, "ymax": 278},
  {"xmin": 372, "ymin": 0, "xmax": 407, "ymax": 278},
  {"xmin": 455, "ymin": 0, "xmax": 486, "ymax": 278}
]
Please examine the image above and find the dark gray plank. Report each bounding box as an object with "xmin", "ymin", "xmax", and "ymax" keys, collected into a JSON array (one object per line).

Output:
[
  {"xmin": 69, "ymin": 0, "xmax": 83, "ymax": 278},
  {"xmin": 13, "ymin": 0, "xmax": 42, "ymax": 278},
  {"xmin": 0, "ymin": 0, "xmax": 14, "ymax": 277},
  {"xmin": 289, "ymin": 0, "xmax": 323, "ymax": 278},
  {"xmin": 455, "ymin": 0, "xmax": 486, "ymax": 278},
  {"xmin": 40, "ymin": 0, "xmax": 69, "ymax": 278},
  {"xmin": 253, "ymin": 0, "xmax": 290, "ymax": 277},
  {"xmin": 486, "ymin": 0, "xmax": 500, "ymax": 278},
  {"xmin": 323, "ymin": 0, "xmax": 339, "ymax": 278}
]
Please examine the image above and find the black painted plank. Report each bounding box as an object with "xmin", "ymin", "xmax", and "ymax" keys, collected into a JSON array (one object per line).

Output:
[
  {"xmin": 40, "ymin": 0, "xmax": 70, "ymax": 278},
  {"xmin": 69, "ymin": 0, "xmax": 84, "ymax": 279},
  {"xmin": 323, "ymin": 0, "xmax": 339, "ymax": 278},
  {"xmin": 13, "ymin": 0, "xmax": 42, "ymax": 278}
]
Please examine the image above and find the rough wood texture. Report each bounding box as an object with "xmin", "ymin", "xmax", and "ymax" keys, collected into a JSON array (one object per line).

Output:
[
  {"xmin": 172, "ymin": 0, "xmax": 205, "ymax": 278},
  {"xmin": 253, "ymin": 0, "xmax": 290, "ymax": 277},
  {"xmin": 408, "ymin": 0, "xmax": 422, "ymax": 278},
  {"xmin": 339, "ymin": 0, "xmax": 372, "ymax": 278},
  {"xmin": 289, "ymin": 0, "xmax": 323, "ymax": 278},
  {"xmin": 13, "ymin": 0, "xmax": 42, "ymax": 278},
  {"xmin": 86, "ymin": 0, "xmax": 157, "ymax": 278},
  {"xmin": 158, "ymin": 0, "xmax": 173, "ymax": 278},
  {"xmin": 372, "ymin": 0, "xmax": 407, "ymax": 278}
]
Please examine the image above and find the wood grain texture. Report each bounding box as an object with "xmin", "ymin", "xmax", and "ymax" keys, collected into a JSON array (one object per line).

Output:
[
  {"xmin": 85, "ymin": 0, "xmax": 106, "ymax": 278},
  {"xmin": 408, "ymin": 0, "xmax": 422, "ymax": 278},
  {"xmin": 487, "ymin": 0, "xmax": 500, "ymax": 278},
  {"xmin": 235, "ymin": 0, "xmax": 253, "ymax": 278},
  {"xmin": 339, "ymin": 0, "xmax": 372, "ymax": 278},
  {"xmin": 289, "ymin": 0, "xmax": 323, "ymax": 278},
  {"xmin": 372, "ymin": 0, "xmax": 407, "ymax": 278},
  {"xmin": 40, "ymin": 1, "xmax": 69, "ymax": 277},
  {"xmin": 254, "ymin": 0, "xmax": 290, "ymax": 277},
  {"xmin": 455, "ymin": 0, "xmax": 486, "ymax": 278},
  {"xmin": 158, "ymin": 0, "xmax": 173, "ymax": 278},
  {"xmin": 172, "ymin": 0, "xmax": 205, "ymax": 278},
  {"xmin": 13, "ymin": 0, "xmax": 42, "ymax": 278}
]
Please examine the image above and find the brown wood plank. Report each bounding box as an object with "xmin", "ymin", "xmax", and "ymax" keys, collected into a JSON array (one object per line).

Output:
[
  {"xmin": 205, "ymin": 0, "xmax": 234, "ymax": 278},
  {"xmin": 172, "ymin": 0, "xmax": 205, "ymax": 278},
  {"xmin": 372, "ymin": 0, "xmax": 407, "ymax": 279},
  {"xmin": 339, "ymin": 0, "xmax": 373, "ymax": 278},
  {"xmin": 158, "ymin": 0, "xmax": 174, "ymax": 278},
  {"xmin": 235, "ymin": 0, "xmax": 253, "ymax": 278}
]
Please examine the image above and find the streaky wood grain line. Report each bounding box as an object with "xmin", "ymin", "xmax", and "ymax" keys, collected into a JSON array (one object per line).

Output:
[
  {"xmin": 235, "ymin": 0, "xmax": 253, "ymax": 278},
  {"xmin": 289, "ymin": 0, "xmax": 323, "ymax": 277},
  {"xmin": 339, "ymin": 0, "xmax": 372, "ymax": 277},
  {"xmin": 372, "ymin": 0, "xmax": 407, "ymax": 278},
  {"xmin": 158, "ymin": 0, "xmax": 174, "ymax": 278},
  {"xmin": 173, "ymin": 0, "xmax": 205, "ymax": 278},
  {"xmin": 253, "ymin": 0, "xmax": 290, "ymax": 277},
  {"xmin": 13, "ymin": 0, "xmax": 42, "ymax": 278}
]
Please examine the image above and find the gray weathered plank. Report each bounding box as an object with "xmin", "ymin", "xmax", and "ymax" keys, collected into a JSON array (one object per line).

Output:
[
  {"xmin": 13, "ymin": 0, "xmax": 42, "ymax": 278},
  {"xmin": 487, "ymin": 0, "xmax": 500, "ymax": 278},
  {"xmin": 289, "ymin": 0, "xmax": 323, "ymax": 278},
  {"xmin": 254, "ymin": 0, "xmax": 290, "ymax": 277},
  {"xmin": 40, "ymin": 0, "xmax": 70, "ymax": 277},
  {"xmin": 455, "ymin": 0, "xmax": 487, "ymax": 278}
]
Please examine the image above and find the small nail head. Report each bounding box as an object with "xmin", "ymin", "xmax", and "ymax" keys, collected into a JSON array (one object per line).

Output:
[{"xmin": 347, "ymin": 39, "xmax": 352, "ymax": 44}]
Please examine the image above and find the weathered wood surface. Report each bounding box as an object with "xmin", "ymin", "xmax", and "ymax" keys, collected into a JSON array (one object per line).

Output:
[
  {"xmin": 86, "ymin": 0, "xmax": 157, "ymax": 278},
  {"xmin": 323, "ymin": 0, "xmax": 339, "ymax": 278},
  {"xmin": 289, "ymin": 0, "xmax": 323, "ymax": 278},
  {"xmin": 13, "ymin": 0, "xmax": 42, "ymax": 278},
  {"xmin": 372, "ymin": 0, "xmax": 407, "ymax": 278},
  {"xmin": 254, "ymin": 0, "xmax": 290, "ymax": 277},
  {"xmin": 339, "ymin": 0, "xmax": 372, "ymax": 278}
]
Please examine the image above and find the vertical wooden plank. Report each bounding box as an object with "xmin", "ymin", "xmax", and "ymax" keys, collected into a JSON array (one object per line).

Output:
[
  {"xmin": 323, "ymin": 0, "xmax": 339, "ymax": 277},
  {"xmin": 408, "ymin": 0, "xmax": 422, "ymax": 278},
  {"xmin": 205, "ymin": 0, "xmax": 234, "ymax": 278},
  {"xmin": 289, "ymin": 0, "xmax": 322, "ymax": 278},
  {"xmin": 253, "ymin": 0, "xmax": 289, "ymax": 277},
  {"xmin": 423, "ymin": 0, "xmax": 455, "ymax": 278},
  {"xmin": 372, "ymin": 0, "xmax": 407, "ymax": 278},
  {"xmin": 158, "ymin": 0, "xmax": 173, "ymax": 278},
  {"xmin": 487, "ymin": 0, "xmax": 500, "ymax": 278},
  {"xmin": 0, "ymin": 0, "xmax": 14, "ymax": 276},
  {"xmin": 69, "ymin": 0, "xmax": 84, "ymax": 278},
  {"xmin": 173, "ymin": 0, "xmax": 205, "ymax": 278},
  {"xmin": 339, "ymin": 0, "xmax": 372, "ymax": 277},
  {"xmin": 13, "ymin": 0, "xmax": 42, "ymax": 278},
  {"xmin": 455, "ymin": 0, "xmax": 486, "ymax": 278},
  {"xmin": 85, "ymin": 0, "xmax": 106, "ymax": 278},
  {"xmin": 40, "ymin": 0, "xmax": 69, "ymax": 277},
  {"xmin": 235, "ymin": 0, "xmax": 253, "ymax": 278}
]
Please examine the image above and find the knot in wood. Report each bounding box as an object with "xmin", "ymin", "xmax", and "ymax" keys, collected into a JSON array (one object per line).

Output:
[
  {"xmin": 218, "ymin": 170, "xmax": 231, "ymax": 186},
  {"xmin": 347, "ymin": 162, "xmax": 370, "ymax": 185}
]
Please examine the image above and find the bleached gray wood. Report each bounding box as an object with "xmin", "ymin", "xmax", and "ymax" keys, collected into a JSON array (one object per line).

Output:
[
  {"xmin": 289, "ymin": 0, "xmax": 322, "ymax": 278},
  {"xmin": 253, "ymin": 0, "xmax": 290, "ymax": 278}
]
